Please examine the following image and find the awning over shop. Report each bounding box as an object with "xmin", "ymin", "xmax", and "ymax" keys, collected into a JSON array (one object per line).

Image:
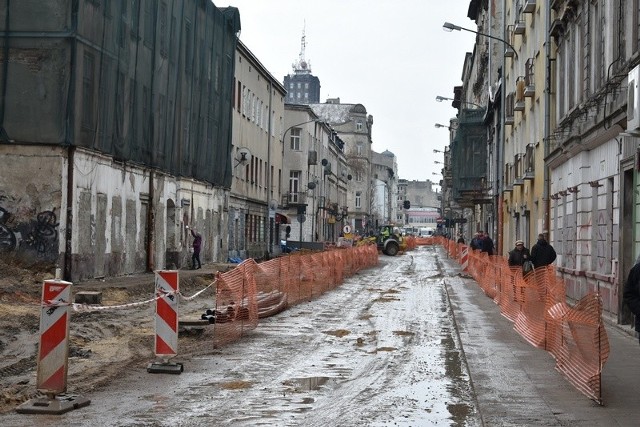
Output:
[{"xmin": 275, "ymin": 213, "xmax": 289, "ymax": 224}]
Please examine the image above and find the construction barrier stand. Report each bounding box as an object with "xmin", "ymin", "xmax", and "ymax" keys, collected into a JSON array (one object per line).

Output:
[
  {"xmin": 36, "ymin": 279, "xmax": 72, "ymax": 394},
  {"xmin": 16, "ymin": 279, "xmax": 91, "ymax": 414},
  {"xmin": 154, "ymin": 270, "xmax": 179, "ymax": 357},
  {"xmin": 461, "ymin": 245, "xmax": 469, "ymax": 271}
]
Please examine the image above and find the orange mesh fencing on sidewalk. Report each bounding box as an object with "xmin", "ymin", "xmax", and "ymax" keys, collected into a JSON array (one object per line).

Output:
[
  {"xmin": 212, "ymin": 245, "xmax": 378, "ymax": 347},
  {"xmin": 213, "ymin": 259, "xmax": 260, "ymax": 347},
  {"xmin": 441, "ymin": 238, "xmax": 610, "ymax": 404}
]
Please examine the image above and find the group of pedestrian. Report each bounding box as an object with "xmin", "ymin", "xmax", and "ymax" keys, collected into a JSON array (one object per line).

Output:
[
  {"xmin": 458, "ymin": 228, "xmax": 640, "ymax": 347},
  {"xmin": 469, "ymin": 230, "xmax": 495, "ymax": 255},
  {"xmin": 508, "ymin": 233, "xmax": 557, "ymax": 271}
]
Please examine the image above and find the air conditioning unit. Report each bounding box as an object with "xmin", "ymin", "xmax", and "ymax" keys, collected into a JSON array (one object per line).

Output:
[{"xmin": 627, "ymin": 64, "xmax": 640, "ymax": 134}]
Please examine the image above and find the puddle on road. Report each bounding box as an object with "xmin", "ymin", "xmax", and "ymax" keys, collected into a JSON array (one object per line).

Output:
[
  {"xmin": 220, "ymin": 380, "xmax": 253, "ymax": 390},
  {"xmin": 323, "ymin": 329, "xmax": 350, "ymax": 337},
  {"xmin": 283, "ymin": 376, "xmax": 333, "ymax": 391}
]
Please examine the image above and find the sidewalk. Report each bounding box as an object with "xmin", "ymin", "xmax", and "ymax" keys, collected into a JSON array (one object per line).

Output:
[{"xmin": 440, "ymin": 249, "xmax": 640, "ymax": 426}]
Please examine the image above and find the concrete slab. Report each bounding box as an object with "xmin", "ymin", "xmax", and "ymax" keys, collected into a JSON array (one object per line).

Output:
[
  {"xmin": 16, "ymin": 394, "xmax": 91, "ymax": 415},
  {"xmin": 147, "ymin": 362, "xmax": 184, "ymax": 374}
]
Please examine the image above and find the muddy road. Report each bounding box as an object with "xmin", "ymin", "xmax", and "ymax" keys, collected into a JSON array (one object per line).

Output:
[{"xmin": 1, "ymin": 246, "xmax": 481, "ymax": 426}]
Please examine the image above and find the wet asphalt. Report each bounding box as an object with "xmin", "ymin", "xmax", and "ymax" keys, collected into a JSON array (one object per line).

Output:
[{"xmin": 3, "ymin": 247, "xmax": 640, "ymax": 426}]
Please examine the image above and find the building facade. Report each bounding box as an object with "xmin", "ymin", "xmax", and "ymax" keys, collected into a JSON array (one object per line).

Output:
[
  {"xmin": 371, "ymin": 150, "xmax": 399, "ymax": 227},
  {"xmin": 0, "ymin": 1, "xmax": 239, "ymax": 280},
  {"xmin": 310, "ymin": 99, "xmax": 374, "ymax": 233},
  {"xmin": 230, "ymin": 40, "xmax": 286, "ymax": 260},
  {"xmin": 447, "ymin": 0, "xmax": 640, "ymax": 328}
]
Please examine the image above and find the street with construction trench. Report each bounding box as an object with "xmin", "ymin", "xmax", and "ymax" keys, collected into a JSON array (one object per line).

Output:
[{"xmin": 1, "ymin": 244, "xmax": 640, "ymax": 426}]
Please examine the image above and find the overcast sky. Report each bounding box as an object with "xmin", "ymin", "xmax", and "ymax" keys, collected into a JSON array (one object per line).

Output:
[{"xmin": 223, "ymin": 1, "xmax": 477, "ymax": 183}]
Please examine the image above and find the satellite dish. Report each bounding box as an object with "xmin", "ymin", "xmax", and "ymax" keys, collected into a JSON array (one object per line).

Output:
[
  {"xmin": 307, "ymin": 182, "xmax": 316, "ymax": 190},
  {"xmin": 269, "ymin": 199, "xmax": 278, "ymax": 211},
  {"xmin": 235, "ymin": 147, "xmax": 252, "ymax": 167},
  {"xmin": 321, "ymin": 158, "xmax": 328, "ymax": 166}
]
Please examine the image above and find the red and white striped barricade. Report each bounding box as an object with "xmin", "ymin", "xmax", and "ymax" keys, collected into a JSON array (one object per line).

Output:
[
  {"xmin": 148, "ymin": 270, "xmax": 183, "ymax": 374},
  {"xmin": 16, "ymin": 279, "xmax": 90, "ymax": 414},
  {"xmin": 460, "ymin": 245, "xmax": 469, "ymax": 271}
]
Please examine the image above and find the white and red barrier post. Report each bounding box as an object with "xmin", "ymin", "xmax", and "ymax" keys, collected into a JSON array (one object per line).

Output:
[
  {"xmin": 461, "ymin": 245, "xmax": 469, "ymax": 272},
  {"xmin": 148, "ymin": 270, "xmax": 183, "ymax": 374},
  {"xmin": 17, "ymin": 279, "xmax": 90, "ymax": 414}
]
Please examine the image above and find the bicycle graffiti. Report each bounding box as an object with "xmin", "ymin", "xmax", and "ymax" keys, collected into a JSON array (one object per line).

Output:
[
  {"xmin": 24, "ymin": 209, "xmax": 59, "ymax": 256},
  {"xmin": 0, "ymin": 207, "xmax": 17, "ymax": 251},
  {"xmin": 0, "ymin": 206, "xmax": 59, "ymax": 260}
]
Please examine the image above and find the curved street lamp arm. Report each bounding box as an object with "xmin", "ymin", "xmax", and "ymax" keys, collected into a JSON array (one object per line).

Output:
[{"xmin": 443, "ymin": 22, "xmax": 518, "ymax": 60}]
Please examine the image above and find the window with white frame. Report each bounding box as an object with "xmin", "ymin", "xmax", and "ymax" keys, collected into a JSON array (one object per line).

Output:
[
  {"xmin": 356, "ymin": 121, "xmax": 363, "ymax": 131},
  {"xmin": 289, "ymin": 171, "xmax": 301, "ymax": 202},
  {"xmin": 355, "ymin": 191, "xmax": 361, "ymax": 209},
  {"xmin": 356, "ymin": 143, "xmax": 363, "ymax": 155},
  {"xmin": 290, "ymin": 128, "xmax": 301, "ymax": 150}
]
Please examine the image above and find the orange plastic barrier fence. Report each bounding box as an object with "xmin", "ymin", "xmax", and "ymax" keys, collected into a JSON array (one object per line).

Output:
[
  {"xmin": 415, "ymin": 236, "xmax": 436, "ymax": 246},
  {"xmin": 213, "ymin": 244, "xmax": 379, "ymax": 347},
  {"xmin": 212, "ymin": 259, "xmax": 260, "ymax": 347},
  {"xmin": 440, "ymin": 238, "xmax": 610, "ymax": 404}
]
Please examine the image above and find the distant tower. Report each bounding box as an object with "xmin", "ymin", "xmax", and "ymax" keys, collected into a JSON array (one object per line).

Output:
[{"xmin": 283, "ymin": 25, "xmax": 321, "ymax": 105}]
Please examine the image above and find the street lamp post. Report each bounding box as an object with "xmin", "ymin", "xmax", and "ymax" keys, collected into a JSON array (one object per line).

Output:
[
  {"xmin": 443, "ymin": 20, "xmax": 510, "ymax": 253},
  {"xmin": 435, "ymin": 96, "xmax": 483, "ymax": 109},
  {"xmin": 442, "ymin": 21, "xmax": 518, "ymax": 59}
]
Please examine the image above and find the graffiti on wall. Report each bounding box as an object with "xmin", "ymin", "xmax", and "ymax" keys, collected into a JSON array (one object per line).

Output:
[{"xmin": 0, "ymin": 206, "xmax": 60, "ymax": 261}]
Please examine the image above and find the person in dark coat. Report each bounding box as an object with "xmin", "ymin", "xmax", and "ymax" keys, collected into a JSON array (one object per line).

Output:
[
  {"xmin": 623, "ymin": 255, "xmax": 640, "ymax": 344},
  {"xmin": 480, "ymin": 231, "xmax": 494, "ymax": 256},
  {"xmin": 508, "ymin": 240, "xmax": 531, "ymax": 266},
  {"xmin": 190, "ymin": 227, "xmax": 202, "ymax": 269},
  {"xmin": 469, "ymin": 232, "xmax": 481, "ymax": 250},
  {"xmin": 530, "ymin": 233, "xmax": 556, "ymax": 268}
]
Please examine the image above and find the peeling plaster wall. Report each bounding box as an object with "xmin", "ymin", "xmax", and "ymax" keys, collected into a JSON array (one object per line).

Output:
[
  {"xmin": 0, "ymin": 146, "xmax": 227, "ymax": 281},
  {"xmin": 71, "ymin": 149, "xmax": 227, "ymax": 281},
  {"xmin": 0, "ymin": 145, "xmax": 66, "ymax": 266},
  {"xmin": 550, "ymin": 139, "xmax": 621, "ymax": 316}
]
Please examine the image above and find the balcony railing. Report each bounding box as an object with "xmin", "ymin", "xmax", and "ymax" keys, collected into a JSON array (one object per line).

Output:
[
  {"xmin": 514, "ymin": 78, "xmax": 526, "ymax": 111},
  {"xmin": 524, "ymin": 58, "xmax": 535, "ymax": 97},
  {"xmin": 505, "ymin": 92, "xmax": 515, "ymax": 125},
  {"xmin": 514, "ymin": 154, "xmax": 524, "ymax": 186},
  {"xmin": 523, "ymin": 0, "xmax": 536, "ymax": 13},
  {"xmin": 524, "ymin": 144, "xmax": 535, "ymax": 179},
  {"xmin": 282, "ymin": 191, "xmax": 307, "ymax": 207}
]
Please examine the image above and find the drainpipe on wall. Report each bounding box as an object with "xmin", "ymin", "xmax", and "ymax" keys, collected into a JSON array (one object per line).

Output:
[
  {"xmin": 63, "ymin": 0, "xmax": 80, "ymax": 281},
  {"xmin": 543, "ymin": 1, "xmax": 551, "ymax": 234},
  {"xmin": 64, "ymin": 146, "xmax": 75, "ymax": 281},
  {"xmin": 497, "ymin": 0, "xmax": 507, "ymax": 255},
  {"xmin": 147, "ymin": 169, "xmax": 155, "ymax": 272},
  {"xmin": 266, "ymin": 82, "xmax": 273, "ymax": 256}
]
